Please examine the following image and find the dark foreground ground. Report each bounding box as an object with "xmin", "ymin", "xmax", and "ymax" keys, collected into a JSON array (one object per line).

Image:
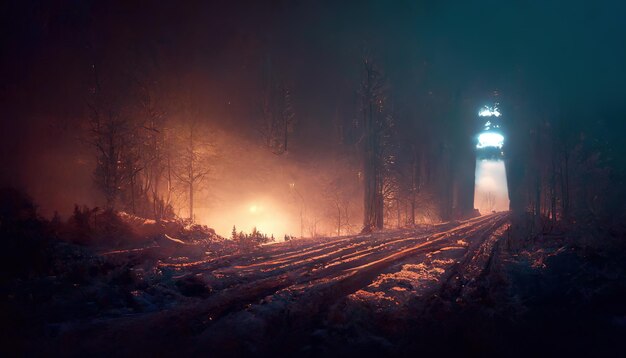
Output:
[{"xmin": 2, "ymin": 194, "xmax": 626, "ymax": 357}]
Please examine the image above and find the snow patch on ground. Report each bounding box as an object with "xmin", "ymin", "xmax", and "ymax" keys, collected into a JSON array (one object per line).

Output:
[{"xmin": 349, "ymin": 258, "xmax": 455, "ymax": 309}]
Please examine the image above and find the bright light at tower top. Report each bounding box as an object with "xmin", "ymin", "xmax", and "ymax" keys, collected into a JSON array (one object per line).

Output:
[
  {"xmin": 478, "ymin": 105, "xmax": 501, "ymax": 117},
  {"xmin": 477, "ymin": 132, "xmax": 504, "ymax": 149}
]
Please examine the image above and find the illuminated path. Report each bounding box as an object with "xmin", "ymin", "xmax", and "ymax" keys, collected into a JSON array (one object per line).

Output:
[{"xmin": 59, "ymin": 212, "xmax": 511, "ymax": 355}]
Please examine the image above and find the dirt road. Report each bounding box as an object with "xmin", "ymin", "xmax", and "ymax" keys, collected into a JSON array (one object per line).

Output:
[{"xmin": 57, "ymin": 212, "xmax": 511, "ymax": 356}]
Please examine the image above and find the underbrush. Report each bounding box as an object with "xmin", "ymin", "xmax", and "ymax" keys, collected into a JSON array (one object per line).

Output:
[
  {"xmin": 0, "ymin": 188, "xmax": 221, "ymax": 354},
  {"xmin": 279, "ymin": 215, "xmax": 626, "ymax": 358},
  {"xmin": 401, "ymin": 214, "xmax": 626, "ymax": 357}
]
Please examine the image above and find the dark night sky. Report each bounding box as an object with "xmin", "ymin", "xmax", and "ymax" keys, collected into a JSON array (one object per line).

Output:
[{"xmin": 1, "ymin": 0, "xmax": 626, "ymax": 218}]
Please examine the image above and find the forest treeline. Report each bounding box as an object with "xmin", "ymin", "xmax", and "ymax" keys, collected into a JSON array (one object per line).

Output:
[
  {"xmin": 81, "ymin": 36, "xmax": 625, "ymax": 237},
  {"xmin": 506, "ymin": 102, "xmax": 626, "ymax": 233},
  {"xmin": 81, "ymin": 42, "xmax": 482, "ymax": 236}
]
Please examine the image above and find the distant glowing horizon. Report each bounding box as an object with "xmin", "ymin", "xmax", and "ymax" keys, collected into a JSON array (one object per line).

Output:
[{"xmin": 195, "ymin": 198, "xmax": 298, "ymax": 240}]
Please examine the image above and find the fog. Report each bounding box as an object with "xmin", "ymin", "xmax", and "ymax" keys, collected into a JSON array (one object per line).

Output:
[
  {"xmin": 189, "ymin": 133, "xmax": 362, "ymax": 238},
  {"xmin": 2, "ymin": 0, "xmax": 626, "ymax": 238},
  {"xmin": 474, "ymin": 159, "xmax": 510, "ymax": 214}
]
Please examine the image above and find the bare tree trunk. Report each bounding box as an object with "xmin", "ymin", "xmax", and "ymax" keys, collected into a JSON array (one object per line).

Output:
[
  {"xmin": 397, "ymin": 198, "xmax": 401, "ymax": 228},
  {"xmin": 375, "ymin": 171, "xmax": 384, "ymax": 229},
  {"xmin": 440, "ymin": 145, "xmax": 454, "ymax": 221},
  {"xmin": 550, "ymin": 154, "xmax": 556, "ymax": 222},
  {"xmin": 189, "ymin": 181, "xmax": 194, "ymax": 222},
  {"xmin": 130, "ymin": 175, "xmax": 136, "ymax": 214},
  {"xmin": 106, "ymin": 130, "xmax": 118, "ymax": 209},
  {"xmin": 360, "ymin": 60, "xmax": 385, "ymax": 233},
  {"xmin": 561, "ymin": 153, "xmax": 570, "ymax": 219},
  {"xmin": 337, "ymin": 204, "xmax": 341, "ymax": 236},
  {"xmin": 533, "ymin": 122, "xmax": 543, "ymax": 231},
  {"xmin": 363, "ymin": 102, "xmax": 378, "ymax": 231},
  {"xmin": 166, "ymin": 155, "xmax": 172, "ymax": 208},
  {"xmin": 363, "ymin": 142, "xmax": 384, "ymax": 230},
  {"xmin": 189, "ymin": 135, "xmax": 194, "ymax": 221},
  {"xmin": 152, "ymin": 174, "xmax": 160, "ymax": 220},
  {"xmin": 410, "ymin": 150, "xmax": 417, "ymax": 225},
  {"xmin": 533, "ymin": 168, "xmax": 542, "ymax": 234}
]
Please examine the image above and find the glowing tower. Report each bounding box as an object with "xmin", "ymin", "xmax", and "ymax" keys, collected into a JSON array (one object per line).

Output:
[{"xmin": 474, "ymin": 103, "xmax": 510, "ymax": 214}]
